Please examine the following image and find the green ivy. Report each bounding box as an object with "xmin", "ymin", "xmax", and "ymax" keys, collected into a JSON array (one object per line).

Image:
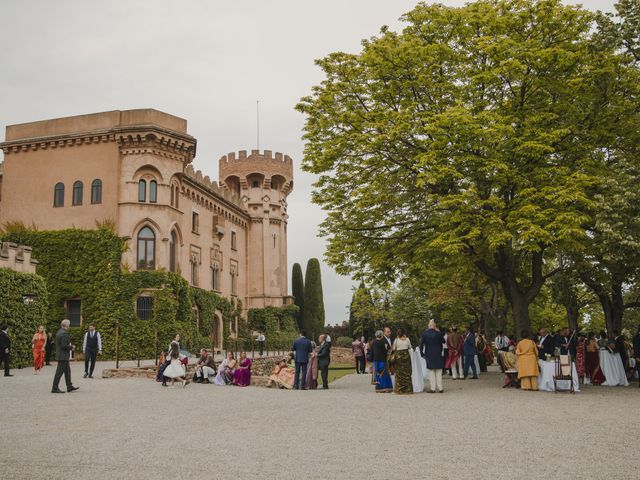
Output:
[
  {"xmin": 247, "ymin": 304, "xmax": 300, "ymax": 350},
  {"xmin": 0, "ymin": 268, "xmax": 49, "ymax": 368}
]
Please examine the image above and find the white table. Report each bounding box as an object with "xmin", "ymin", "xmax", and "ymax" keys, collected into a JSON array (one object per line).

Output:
[
  {"xmin": 597, "ymin": 350, "xmax": 628, "ymax": 386},
  {"xmin": 537, "ymin": 360, "xmax": 580, "ymax": 392}
]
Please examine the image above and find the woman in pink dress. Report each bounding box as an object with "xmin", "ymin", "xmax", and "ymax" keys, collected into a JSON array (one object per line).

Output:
[{"xmin": 232, "ymin": 352, "xmax": 252, "ymax": 387}]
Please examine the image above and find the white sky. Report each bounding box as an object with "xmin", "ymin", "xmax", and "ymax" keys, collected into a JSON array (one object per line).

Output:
[{"xmin": 0, "ymin": 0, "xmax": 616, "ymax": 325}]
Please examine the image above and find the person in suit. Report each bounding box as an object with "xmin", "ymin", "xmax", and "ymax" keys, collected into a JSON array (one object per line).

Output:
[
  {"xmin": 316, "ymin": 334, "xmax": 331, "ymax": 389},
  {"xmin": 613, "ymin": 330, "xmax": 628, "ymax": 371},
  {"xmin": 555, "ymin": 327, "xmax": 571, "ymax": 355},
  {"xmin": 82, "ymin": 324, "xmax": 102, "ymax": 378},
  {"xmin": 0, "ymin": 324, "xmax": 12, "ymax": 377},
  {"xmin": 420, "ymin": 320, "xmax": 445, "ymax": 393},
  {"xmin": 291, "ymin": 330, "xmax": 313, "ymax": 390},
  {"xmin": 463, "ymin": 326, "xmax": 478, "ymax": 379},
  {"xmin": 537, "ymin": 328, "xmax": 555, "ymax": 360},
  {"xmin": 51, "ymin": 319, "xmax": 79, "ymax": 393}
]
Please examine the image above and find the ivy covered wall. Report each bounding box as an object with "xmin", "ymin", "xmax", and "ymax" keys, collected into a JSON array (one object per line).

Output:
[
  {"xmin": 247, "ymin": 304, "xmax": 299, "ymax": 350},
  {"xmin": 0, "ymin": 268, "xmax": 49, "ymax": 367}
]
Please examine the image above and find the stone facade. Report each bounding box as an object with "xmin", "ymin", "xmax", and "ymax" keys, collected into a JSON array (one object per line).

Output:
[
  {"xmin": 0, "ymin": 109, "xmax": 294, "ymax": 331},
  {"xmin": 0, "ymin": 242, "xmax": 38, "ymax": 274}
]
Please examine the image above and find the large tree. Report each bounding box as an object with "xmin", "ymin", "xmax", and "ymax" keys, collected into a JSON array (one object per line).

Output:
[
  {"xmin": 297, "ymin": 0, "xmax": 631, "ymax": 334},
  {"xmin": 302, "ymin": 258, "xmax": 325, "ymax": 337},
  {"xmin": 291, "ymin": 262, "xmax": 305, "ymax": 330}
]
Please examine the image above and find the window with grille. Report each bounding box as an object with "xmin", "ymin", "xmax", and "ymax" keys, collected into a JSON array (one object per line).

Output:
[
  {"xmin": 66, "ymin": 299, "xmax": 82, "ymax": 327},
  {"xmin": 136, "ymin": 296, "xmax": 153, "ymax": 320}
]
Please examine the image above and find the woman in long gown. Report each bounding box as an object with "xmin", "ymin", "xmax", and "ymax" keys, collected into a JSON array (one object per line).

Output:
[
  {"xmin": 372, "ymin": 331, "xmax": 392, "ymax": 393},
  {"xmin": 575, "ymin": 333, "xmax": 586, "ymax": 383},
  {"xmin": 232, "ymin": 352, "xmax": 252, "ymax": 387},
  {"xmin": 585, "ymin": 333, "xmax": 606, "ymax": 385},
  {"xmin": 515, "ymin": 330, "xmax": 539, "ymax": 391},
  {"xmin": 477, "ymin": 334, "xmax": 488, "ymax": 372},
  {"xmin": 304, "ymin": 342, "xmax": 318, "ymax": 390},
  {"xmin": 214, "ymin": 352, "xmax": 237, "ymax": 385},
  {"xmin": 411, "ymin": 347, "xmax": 425, "ymax": 393},
  {"xmin": 32, "ymin": 325, "xmax": 46, "ymax": 374},
  {"xmin": 392, "ymin": 328, "xmax": 413, "ymax": 394}
]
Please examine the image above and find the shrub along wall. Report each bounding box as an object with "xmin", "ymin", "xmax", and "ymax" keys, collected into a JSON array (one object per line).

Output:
[
  {"xmin": 0, "ymin": 268, "xmax": 49, "ymax": 368},
  {"xmin": 1, "ymin": 227, "xmax": 238, "ymax": 361},
  {"xmin": 247, "ymin": 304, "xmax": 300, "ymax": 351}
]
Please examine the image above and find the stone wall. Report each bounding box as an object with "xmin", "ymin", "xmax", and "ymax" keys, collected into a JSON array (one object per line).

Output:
[{"xmin": 0, "ymin": 242, "xmax": 38, "ymax": 274}]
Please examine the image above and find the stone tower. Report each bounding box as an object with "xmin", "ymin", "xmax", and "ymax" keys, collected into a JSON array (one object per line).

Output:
[{"xmin": 219, "ymin": 150, "xmax": 293, "ymax": 309}]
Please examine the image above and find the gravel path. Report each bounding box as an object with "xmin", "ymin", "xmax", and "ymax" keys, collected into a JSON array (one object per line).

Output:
[{"xmin": 1, "ymin": 361, "xmax": 637, "ymax": 480}]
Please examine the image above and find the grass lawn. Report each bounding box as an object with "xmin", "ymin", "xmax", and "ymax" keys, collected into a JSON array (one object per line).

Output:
[{"xmin": 328, "ymin": 363, "xmax": 357, "ymax": 383}]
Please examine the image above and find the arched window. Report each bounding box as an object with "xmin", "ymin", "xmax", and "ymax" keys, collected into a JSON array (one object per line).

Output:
[
  {"xmin": 137, "ymin": 226, "xmax": 155, "ymax": 270},
  {"xmin": 53, "ymin": 182, "xmax": 65, "ymax": 207},
  {"xmin": 190, "ymin": 256, "xmax": 199, "ymax": 286},
  {"xmin": 72, "ymin": 181, "xmax": 83, "ymax": 206},
  {"xmin": 169, "ymin": 230, "xmax": 178, "ymax": 273},
  {"xmin": 138, "ymin": 180, "xmax": 146, "ymax": 202},
  {"xmin": 170, "ymin": 185, "xmax": 175, "ymax": 207},
  {"xmin": 149, "ymin": 180, "xmax": 157, "ymax": 203},
  {"xmin": 91, "ymin": 179, "xmax": 102, "ymax": 204}
]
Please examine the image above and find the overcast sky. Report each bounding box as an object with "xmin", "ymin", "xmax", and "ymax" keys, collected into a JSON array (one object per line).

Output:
[{"xmin": 0, "ymin": 0, "xmax": 616, "ymax": 325}]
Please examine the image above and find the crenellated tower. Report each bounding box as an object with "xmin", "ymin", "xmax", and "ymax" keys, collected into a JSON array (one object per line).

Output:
[{"xmin": 219, "ymin": 149, "xmax": 293, "ymax": 309}]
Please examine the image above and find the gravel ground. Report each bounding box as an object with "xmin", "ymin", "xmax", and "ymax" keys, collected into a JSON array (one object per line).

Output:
[{"xmin": 0, "ymin": 361, "xmax": 637, "ymax": 480}]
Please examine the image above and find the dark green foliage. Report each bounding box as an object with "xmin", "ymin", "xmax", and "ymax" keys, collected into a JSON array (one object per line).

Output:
[
  {"xmin": 291, "ymin": 263, "xmax": 305, "ymax": 329},
  {"xmin": 302, "ymin": 258, "xmax": 325, "ymax": 338},
  {"xmin": 0, "ymin": 269, "xmax": 49, "ymax": 367},
  {"xmin": 334, "ymin": 336, "xmax": 352, "ymax": 348},
  {"xmin": 247, "ymin": 304, "xmax": 300, "ymax": 350}
]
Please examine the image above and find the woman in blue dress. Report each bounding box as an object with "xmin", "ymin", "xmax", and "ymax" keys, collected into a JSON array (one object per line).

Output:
[{"xmin": 372, "ymin": 330, "xmax": 393, "ymax": 393}]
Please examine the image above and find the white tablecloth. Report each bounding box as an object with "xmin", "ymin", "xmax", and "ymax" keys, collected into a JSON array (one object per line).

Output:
[
  {"xmin": 537, "ymin": 360, "xmax": 580, "ymax": 392},
  {"xmin": 599, "ymin": 351, "xmax": 628, "ymax": 386}
]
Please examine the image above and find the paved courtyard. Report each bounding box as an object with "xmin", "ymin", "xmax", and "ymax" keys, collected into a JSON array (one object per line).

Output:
[{"xmin": 1, "ymin": 361, "xmax": 637, "ymax": 480}]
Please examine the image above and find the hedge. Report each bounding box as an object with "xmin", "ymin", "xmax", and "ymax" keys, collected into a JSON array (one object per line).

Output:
[{"xmin": 0, "ymin": 268, "xmax": 49, "ymax": 368}]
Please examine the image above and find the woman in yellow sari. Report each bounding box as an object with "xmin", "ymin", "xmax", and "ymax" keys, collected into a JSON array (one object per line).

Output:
[{"xmin": 515, "ymin": 330, "xmax": 539, "ymax": 391}]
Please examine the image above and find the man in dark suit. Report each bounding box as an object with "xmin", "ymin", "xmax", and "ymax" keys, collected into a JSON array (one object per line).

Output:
[
  {"xmin": 83, "ymin": 324, "xmax": 102, "ymax": 378},
  {"xmin": 0, "ymin": 324, "xmax": 12, "ymax": 377},
  {"xmin": 291, "ymin": 330, "xmax": 313, "ymax": 390},
  {"xmin": 462, "ymin": 326, "xmax": 478, "ymax": 379},
  {"xmin": 316, "ymin": 334, "xmax": 331, "ymax": 389},
  {"xmin": 420, "ymin": 320, "xmax": 445, "ymax": 392},
  {"xmin": 613, "ymin": 330, "xmax": 628, "ymax": 371},
  {"xmin": 537, "ymin": 328, "xmax": 555, "ymax": 360},
  {"xmin": 52, "ymin": 319, "xmax": 79, "ymax": 393},
  {"xmin": 555, "ymin": 328, "xmax": 571, "ymax": 355}
]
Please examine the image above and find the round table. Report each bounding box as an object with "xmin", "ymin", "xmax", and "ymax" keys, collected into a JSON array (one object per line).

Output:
[
  {"xmin": 584, "ymin": 350, "xmax": 628, "ymax": 386},
  {"xmin": 537, "ymin": 360, "xmax": 580, "ymax": 392}
]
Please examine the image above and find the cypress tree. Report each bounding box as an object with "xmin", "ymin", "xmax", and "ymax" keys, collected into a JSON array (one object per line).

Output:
[
  {"xmin": 291, "ymin": 262, "xmax": 305, "ymax": 330},
  {"xmin": 303, "ymin": 258, "xmax": 325, "ymax": 338}
]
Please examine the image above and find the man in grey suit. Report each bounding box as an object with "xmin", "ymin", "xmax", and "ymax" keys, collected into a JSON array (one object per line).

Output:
[
  {"xmin": 51, "ymin": 319, "xmax": 79, "ymax": 394},
  {"xmin": 316, "ymin": 334, "xmax": 331, "ymax": 389}
]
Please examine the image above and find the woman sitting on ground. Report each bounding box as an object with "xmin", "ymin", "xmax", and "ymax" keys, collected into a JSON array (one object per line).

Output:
[
  {"xmin": 232, "ymin": 351, "xmax": 252, "ymax": 387},
  {"xmin": 214, "ymin": 352, "xmax": 237, "ymax": 385},
  {"xmin": 163, "ymin": 344, "xmax": 188, "ymax": 388},
  {"xmin": 515, "ymin": 330, "xmax": 539, "ymax": 391}
]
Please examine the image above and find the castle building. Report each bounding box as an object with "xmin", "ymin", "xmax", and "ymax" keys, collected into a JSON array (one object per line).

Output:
[{"xmin": 0, "ymin": 109, "xmax": 294, "ymax": 333}]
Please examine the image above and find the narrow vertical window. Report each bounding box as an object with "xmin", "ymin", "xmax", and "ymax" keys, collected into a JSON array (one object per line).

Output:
[
  {"xmin": 169, "ymin": 230, "xmax": 177, "ymax": 273},
  {"xmin": 53, "ymin": 182, "xmax": 65, "ymax": 207},
  {"xmin": 149, "ymin": 180, "xmax": 157, "ymax": 203},
  {"xmin": 138, "ymin": 180, "xmax": 146, "ymax": 202},
  {"xmin": 192, "ymin": 212, "xmax": 199, "ymax": 233},
  {"xmin": 72, "ymin": 181, "xmax": 83, "ymax": 206},
  {"xmin": 170, "ymin": 185, "xmax": 175, "ymax": 207},
  {"xmin": 137, "ymin": 226, "xmax": 155, "ymax": 270},
  {"xmin": 91, "ymin": 179, "xmax": 102, "ymax": 204},
  {"xmin": 231, "ymin": 231, "xmax": 237, "ymax": 250}
]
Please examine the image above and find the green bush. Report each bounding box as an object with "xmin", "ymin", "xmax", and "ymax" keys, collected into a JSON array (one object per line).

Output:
[
  {"xmin": 0, "ymin": 268, "xmax": 49, "ymax": 368},
  {"xmin": 335, "ymin": 336, "xmax": 353, "ymax": 348}
]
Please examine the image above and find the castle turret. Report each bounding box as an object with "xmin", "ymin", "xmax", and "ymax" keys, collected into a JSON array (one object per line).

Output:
[{"xmin": 219, "ymin": 150, "xmax": 293, "ymax": 309}]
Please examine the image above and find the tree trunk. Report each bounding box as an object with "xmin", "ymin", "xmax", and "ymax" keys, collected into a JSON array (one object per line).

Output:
[
  {"xmin": 611, "ymin": 280, "xmax": 625, "ymax": 333},
  {"xmin": 565, "ymin": 304, "xmax": 579, "ymax": 331},
  {"xmin": 509, "ymin": 291, "xmax": 531, "ymax": 337}
]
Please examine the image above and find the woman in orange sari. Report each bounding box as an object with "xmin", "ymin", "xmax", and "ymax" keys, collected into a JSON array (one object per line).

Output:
[
  {"xmin": 32, "ymin": 325, "xmax": 46, "ymax": 374},
  {"xmin": 515, "ymin": 330, "xmax": 539, "ymax": 391}
]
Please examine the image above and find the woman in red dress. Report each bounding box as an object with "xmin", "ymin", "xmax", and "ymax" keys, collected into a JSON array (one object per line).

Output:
[
  {"xmin": 32, "ymin": 325, "xmax": 46, "ymax": 374},
  {"xmin": 575, "ymin": 333, "xmax": 586, "ymax": 383},
  {"xmin": 585, "ymin": 332, "xmax": 605, "ymax": 385}
]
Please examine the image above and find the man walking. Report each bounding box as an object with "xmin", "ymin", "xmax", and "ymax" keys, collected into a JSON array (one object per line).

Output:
[
  {"xmin": 0, "ymin": 324, "xmax": 12, "ymax": 377},
  {"xmin": 420, "ymin": 320, "xmax": 445, "ymax": 393},
  {"xmin": 463, "ymin": 326, "xmax": 478, "ymax": 379},
  {"xmin": 52, "ymin": 319, "xmax": 79, "ymax": 393},
  {"xmin": 351, "ymin": 336, "xmax": 365, "ymax": 374},
  {"xmin": 291, "ymin": 330, "xmax": 313, "ymax": 390},
  {"xmin": 83, "ymin": 324, "xmax": 102, "ymax": 378},
  {"xmin": 317, "ymin": 334, "xmax": 331, "ymax": 389}
]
